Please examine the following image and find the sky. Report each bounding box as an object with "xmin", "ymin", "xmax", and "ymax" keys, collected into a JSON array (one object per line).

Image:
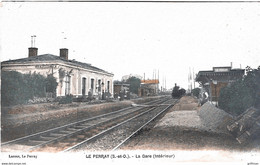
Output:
[{"xmin": 1, "ymin": 2, "xmax": 260, "ymax": 90}]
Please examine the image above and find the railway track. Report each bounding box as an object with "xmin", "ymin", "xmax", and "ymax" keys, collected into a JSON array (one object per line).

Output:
[{"xmin": 1, "ymin": 97, "xmax": 177, "ymax": 152}]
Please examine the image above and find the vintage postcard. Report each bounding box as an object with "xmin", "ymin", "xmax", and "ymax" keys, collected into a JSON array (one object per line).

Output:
[{"xmin": 1, "ymin": 0, "xmax": 259, "ymax": 165}]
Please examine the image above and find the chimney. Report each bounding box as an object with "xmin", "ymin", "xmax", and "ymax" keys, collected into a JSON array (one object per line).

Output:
[
  {"xmin": 28, "ymin": 47, "xmax": 38, "ymax": 57},
  {"xmin": 60, "ymin": 48, "xmax": 68, "ymax": 60}
]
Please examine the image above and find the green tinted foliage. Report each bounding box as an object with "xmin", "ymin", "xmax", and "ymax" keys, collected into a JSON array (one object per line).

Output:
[
  {"xmin": 59, "ymin": 95, "xmax": 73, "ymax": 104},
  {"xmin": 45, "ymin": 75, "xmax": 58, "ymax": 93},
  {"xmin": 219, "ymin": 66, "xmax": 260, "ymax": 115},
  {"xmin": 125, "ymin": 77, "xmax": 141, "ymax": 94},
  {"xmin": 1, "ymin": 71, "xmax": 26, "ymax": 106},
  {"xmin": 1, "ymin": 71, "xmax": 58, "ymax": 106}
]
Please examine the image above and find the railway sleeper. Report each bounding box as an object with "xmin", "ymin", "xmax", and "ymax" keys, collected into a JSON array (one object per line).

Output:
[
  {"xmin": 58, "ymin": 142, "xmax": 71, "ymax": 146},
  {"xmin": 62, "ymin": 138, "xmax": 80, "ymax": 143},
  {"xmin": 39, "ymin": 136, "xmax": 55, "ymax": 140},
  {"xmin": 75, "ymin": 125, "xmax": 88, "ymax": 128},
  {"xmin": 50, "ymin": 133, "xmax": 66, "ymax": 137},
  {"xmin": 82, "ymin": 132, "xmax": 92, "ymax": 137},
  {"xmin": 80, "ymin": 123, "xmax": 94, "ymax": 127},
  {"xmin": 67, "ymin": 128, "xmax": 80, "ymax": 131},
  {"xmin": 59, "ymin": 130, "xmax": 74, "ymax": 134},
  {"xmin": 28, "ymin": 139, "xmax": 48, "ymax": 144},
  {"xmin": 76, "ymin": 135, "xmax": 85, "ymax": 139}
]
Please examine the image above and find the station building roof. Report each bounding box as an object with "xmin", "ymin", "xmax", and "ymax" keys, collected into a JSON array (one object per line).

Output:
[
  {"xmin": 1, "ymin": 54, "xmax": 113, "ymax": 76},
  {"xmin": 141, "ymin": 79, "xmax": 159, "ymax": 84},
  {"xmin": 196, "ymin": 66, "xmax": 244, "ymax": 84}
]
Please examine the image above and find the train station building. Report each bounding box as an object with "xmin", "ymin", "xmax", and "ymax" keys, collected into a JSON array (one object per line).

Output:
[
  {"xmin": 138, "ymin": 79, "xmax": 159, "ymax": 97},
  {"xmin": 196, "ymin": 66, "xmax": 244, "ymax": 104},
  {"xmin": 113, "ymin": 81, "xmax": 130, "ymax": 100},
  {"xmin": 1, "ymin": 47, "xmax": 114, "ymax": 98}
]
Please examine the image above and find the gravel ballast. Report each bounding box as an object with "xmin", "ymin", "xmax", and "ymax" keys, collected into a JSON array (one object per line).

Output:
[
  {"xmin": 155, "ymin": 101, "xmax": 233, "ymax": 135},
  {"xmin": 155, "ymin": 111, "xmax": 204, "ymax": 129},
  {"xmin": 198, "ymin": 102, "xmax": 234, "ymax": 134}
]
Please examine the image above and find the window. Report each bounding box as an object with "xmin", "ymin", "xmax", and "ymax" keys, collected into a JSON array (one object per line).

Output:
[
  {"xmin": 65, "ymin": 75, "xmax": 71, "ymax": 95},
  {"xmin": 91, "ymin": 78, "xmax": 94, "ymax": 93},
  {"xmin": 82, "ymin": 77, "xmax": 86, "ymax": 96},
  {"xmin": 98, "ymin": 79, "xmax": 101, "ymax": 92},
  {"xmin": 107, "ymin": 81, "xmax": 110, "ymax": 93}
]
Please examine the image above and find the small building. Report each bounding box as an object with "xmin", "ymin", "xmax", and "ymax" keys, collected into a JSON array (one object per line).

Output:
[
  {"xmin": 1, "ymin": 47, "xmax": 114, "ymax": 98},
  {"xmin": 196, "ymin": 66, "xmax": 244, "ymax": 104},
  {"xmin": 138, "ymin": 79, "xmax": 159, "ymax": 97},
  {"xmin": 113, "ymin": 81, "xmax": 130, "ymax": 100}
]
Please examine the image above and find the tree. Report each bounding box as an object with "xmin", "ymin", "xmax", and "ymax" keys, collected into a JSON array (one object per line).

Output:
[
  {"xmin": 45, "ymin": 74, "xmax": 58, "ymax": 96},
  {"xmin": 1, "ymin": 71, "xmax": 26, "ymax": 106},
  {"xmin": 58, "ymin": 68, "xmax": 66, "ymax": 88},
  {"xmin": 1, "ymin": 71, "xmax": 46, "ymax": 106},
  {"xmin": 219, "ymin": 80, "xmax": 254, "ymax": 115},
  {"xmin": 244, "ymin": 66, "xmax": 260, "ymax": 109},
  {"xmin": 1, "ymin": 71, "xmax": 59, "ymax": 106},
  {"xmin": 23, "ymin": 72, "xmax": 46, "ymax": 98},
  {"xmin": 124, "ymin": 76, "xmax": 141, "ymax": 94},
  {"xmin": 218, "ymin": 66, "xmax": 260, "ymax": 115}
]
